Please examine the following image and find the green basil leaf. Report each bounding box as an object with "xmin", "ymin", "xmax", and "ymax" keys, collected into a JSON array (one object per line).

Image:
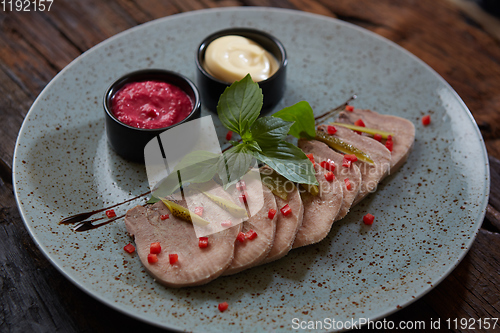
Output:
[
  {"xmin": 218, "ymin": 144, "xmax": 257, "ymax": 189},
  {"xmin": 245, "ymin": 140, "xmax": 262, "ymax": 152},
  {"xmin": 250, "ymin": 116, "xmax": 293, "ymax": 148},
  {"xmin": 173, "ymin": 150, "xmax": 220, "ymax": 172},
  {"xmin": 240, "ymin": 130, "xmax": 252, "ymax": 141},
  {"xmin": 250, "ymin": 141, "xmax": 318, "ymax": 185},
  {"xmin": 147, "ymin": 196, "xmax": 161, "ymax": 204},
  {"xmin": 152, "ymin": 151, "xmax": 220, "ymax": 198},
  {"xmin": 217, "ymin": 74, "xmax": 263, "ymax": 136},
  {"xmin": 273, "ymin": 101, "xmax": 316, "ymax": 139}
]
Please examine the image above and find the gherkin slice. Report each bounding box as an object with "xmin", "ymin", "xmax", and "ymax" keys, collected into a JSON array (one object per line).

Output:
[
  {"xmin": 201, "ymin": 192, "xmax": 248, "ymax": 218},
  {"xmin": 315, "ymin": 130, "xmax": 374, "ymax": 165},
  {"xmin": 300, "ymin": 183, "xmax": 319, "ymax": 196},
  {"xmin": 187, "ymin": 182, "xmax": 248, "ymax": 218},
  {"xmin": 330, "ymin": 122, "xmax": 394, "ymax": 139},
  {"xmin": 159, "ymin": 197, "xmax": 210, "ymax": 226},
  {"xmin": 261, "ymin": 169, "xmax": 290, "ymax": 200}
]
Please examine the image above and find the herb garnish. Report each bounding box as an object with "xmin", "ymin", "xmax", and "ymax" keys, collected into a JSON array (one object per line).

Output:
[
  {"xmin": 151, "ymin": 74, "xmax": 318, "ymax": 199},
  {"xmin": 216, "ymin": 74, "xmax": 317, "ymax": 186}
]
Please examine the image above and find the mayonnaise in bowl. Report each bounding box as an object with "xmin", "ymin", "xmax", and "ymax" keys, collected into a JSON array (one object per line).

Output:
[
  {"xmin": 204, "ymin": 35, "xmax": 279, "ymax": 83},
  {"xmin": 195, "ymin": 28, "xmax": 287, "ymax": 112}
]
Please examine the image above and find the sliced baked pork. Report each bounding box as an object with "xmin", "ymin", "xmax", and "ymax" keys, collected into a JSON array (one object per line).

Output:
[
  {"xmin": 223, "ymin": 179, "xmax": 278, "ymax": 275},
  {"xmin": 299, "ymin": 139, "xmax": 362, "ymax": 221},
  {"xmin": 262, "ymin": 183, "xmax": 304, "ymax": 264},
  {"xmin": 317, "ymin": 125, "xmax": 391, "ymax": 205},
  {"xmin": 124, "ymin": 200, "xmax": 241, "ymax": 288},
  {"xmin": 337, "ymin": 109, "xmax": 415, "ymax": 174},
  {"xmin": 292, "ymin": 146, "xmax": 343, "ymax": 249}
]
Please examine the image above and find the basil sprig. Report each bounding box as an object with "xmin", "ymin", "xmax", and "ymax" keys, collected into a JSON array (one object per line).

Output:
[
  {"xmin": 151, "ymin": 74, "xmax": 318, "ymax": 199},
  {"xmin": 217, "ymin": 74, "xmax": 317, "ymax": 187}
]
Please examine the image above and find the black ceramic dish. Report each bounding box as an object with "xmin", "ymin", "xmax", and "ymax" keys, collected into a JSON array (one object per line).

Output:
[
  {"xmin": 195, "ymin": 28, "xmax": 287, "ymax": 113},
  {"xmin": 103, "ymin": 69, "xmax": 201, "ymax": 162}
]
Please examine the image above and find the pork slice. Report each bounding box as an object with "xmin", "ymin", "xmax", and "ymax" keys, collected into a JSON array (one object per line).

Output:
[
  {"xmin": 262, "ymin": 185, "xmax": 304, "ymax": 264},
  {"xmin": 223, "ymin": 180, "xmax": 277, "ymax": 275},
  {"xmin": 124, "ymin": 200, "xmax": 241, "ymax": 288},
  {"xmin": 337, "ymin": 109, "xmax": 415, "ymax": 174},
  {"xmin": 292, "ymin": 149, "xmax": 343, "ymax": 249},
  {"xmin": 317, "ymin": 125, "xmax": 391, "ymax": 205},
  {"xmin": 298, "ymin": 139, "xmax": 362, "ymax": 220}
]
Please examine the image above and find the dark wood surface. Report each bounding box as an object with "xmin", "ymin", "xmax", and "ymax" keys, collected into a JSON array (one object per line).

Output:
[{"xmin": 1, "ymin": 1, "xmax": 499, "ymax": 332}]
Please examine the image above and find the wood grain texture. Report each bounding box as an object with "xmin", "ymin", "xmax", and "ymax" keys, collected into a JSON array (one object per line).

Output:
[
  {"xmin": 0, "ymin": 0, "xmax": 498, "ymax": 332},
  {"xmin": 0, "ymin": 179, "xmax": 164, "ymax": 332}
]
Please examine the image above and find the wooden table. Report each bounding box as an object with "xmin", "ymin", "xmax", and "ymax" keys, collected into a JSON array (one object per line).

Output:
[{"xmin": 1, "ymin": 1, "xmax": 499, "ymax": 332}]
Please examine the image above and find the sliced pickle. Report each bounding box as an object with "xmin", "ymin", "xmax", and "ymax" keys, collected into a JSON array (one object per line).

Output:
[
  {"xmin": 300, "ymin": 183, "xmax": 319, "ymax": 196},
  {"xmin": 330, "ymin": 122, "xmax": 394, "ymax": 139},
  {"xmin": 315, "ymin": 130, "xmax": 374, "ymax": 165},
  {"xmin": 260, "ymin": 169, "xmax": 290, "ymax": 200},
  {"xmin": 185, "ymin": 182, "xmax": 248, "ymax": 218},
  {"xmin": 159, "ymin": 197, "xmax": 210, "ymax": 226},
  {"xmin": 201, "ymin": 192, "xmax": 248, "ymax": 218}
]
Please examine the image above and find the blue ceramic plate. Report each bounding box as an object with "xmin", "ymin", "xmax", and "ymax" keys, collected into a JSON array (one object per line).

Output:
[{"xmin": 13, "ymin": 7, "xmax": 489, "ymax": 332}]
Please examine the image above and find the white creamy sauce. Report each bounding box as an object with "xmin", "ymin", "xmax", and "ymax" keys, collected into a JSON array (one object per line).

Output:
[{"xmin": 204, "ymin": 35, "xmax": 278, "ymax": 82}]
